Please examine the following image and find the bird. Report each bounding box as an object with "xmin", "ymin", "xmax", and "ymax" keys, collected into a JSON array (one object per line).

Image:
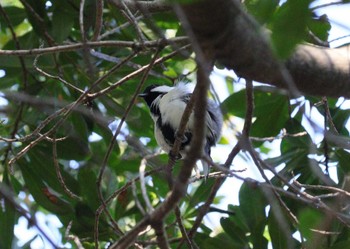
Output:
[{"xmin": 139, "ymin": 82, "xmax": 223, "ymax": 178}]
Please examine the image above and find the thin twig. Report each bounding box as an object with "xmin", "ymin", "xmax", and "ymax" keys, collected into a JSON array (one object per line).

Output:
[
  {"xmin": 136, "ymin": 237, "xmax": 182, "ymax": 246},
  {"xmin": 131, "ymin": 180, "xmax": 146, "ymax": 215},
  {"xmin": 7, "ymin": 51, "xmax": 139, "ymax": 169},
  {"xmin": 165, "ymin": 77, "xmax": 195, "ymax": 183},
  {"xmin": 108, "ymin": 58, "xmax": 210, "ymax": 249},
  {"xmin": 98, "ymin": 16, "xmax": 143, "ymax": 40},
  {"xmin": 95, "ymin": 48, "xmax": 163, "ymax": 248},
  {"xmin": 329, "ymin": 34, "xmax": 350, "ymax": 44},
  {"xmin": 310, "ymin": 0, "xmax": 343, "ymax": 10},
  {"xmin": 109, "ymin": 0, "xmax": 172, "ymax": 12},
  {"xmin": 120, "ymin": 0, "xmax": 147, "ymax": 44},
  {"xmin": 89, "ymin": 44, "xmax": 190, "ymax": 99},
  {"xmin": 0, "ymin": 183, "xmax": 60, "ymax": 248},
  {"xmin": 19, "ymin": 0, "xmax": 55, "ymax": 45},
  {"xmin": 176, "ymin": 80, "xmax": 253, "ymax": 248},
  {"xmin": 174, "ymin": 207, "xmax": 194, "ymax": 249},
  {"xmin": 242, "ymin": 79, "xmax": 254, "ymax": 137},
  {"xmin": 250, "ymin": 130, "xmax": 308, "ymax": 142},
  {"xmin": 52, "ymin": 135, "xmax": 82, "ymax": 201},
  {"xmin": 0, "ymin": 4, "xmax": 28, "ymax": 168},
  {"xmin": 322, "ymin": 97, "xmax": 339, "ymax": 135},
  {"xmin": 92, "ymin": 0, "xmax": 104, "ymax": 41},
  {"xmin": 93, "ymin": 167, "xmax": 163, "ymax": 247},
  {"xmin": 244, "ymin": 81, "xmax": 299, "ymax": 232},
  {"xmin": 154, "ymin": 221, "xmax": 170, "ymax": 249},
  {"xmin": 0, "ymin": 4, "xmax": 28, "ymax": 87},
  {"xmin": 251, "ymin": 145, "xmax": 350, "ymax": 228},
  {"xmin": 248, "ymin": 147, "xmax": 299, "ymax": 247},
  {"xmin": 34, "ymin": 54, "xmax": 85, "ymax": 94},
  {"xmin": 95, "ymin": 168, "xmax": 162, "ymax": 248},
  {"xmin": 294, "ymin": 181, "xmax": 350, "ymax": 198},
  {"xmin": 79, "ymin": 0, "xmax": 87, "ymax": 42},
  {"xmin": 0, "ymin": 37, "xmax": 189, "ymax": 56},
  {"xmin": 79, "ymin": 0, "xmax": 95, "ymax": 78},
  {"xmin": 90, "ymin": 49, "xmax": 167, "ymax": 78},
  {"xmin": 139, "ymin": 157, "xmax": 154, "ymax": 212},
  {"xmin": 65, "ymin": 221, "xmax": 84, "ymax": 249}
]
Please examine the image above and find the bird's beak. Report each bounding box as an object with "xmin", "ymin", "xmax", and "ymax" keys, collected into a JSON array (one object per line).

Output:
[{"xmin": 138, "ymin": 93, "xmax": 147, "ymax": 98}]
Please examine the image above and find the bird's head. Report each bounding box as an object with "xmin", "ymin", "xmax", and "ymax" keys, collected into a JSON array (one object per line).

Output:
[{"xmin": 139, "ymin": 84, "xmax": 173, "ymax": 108}]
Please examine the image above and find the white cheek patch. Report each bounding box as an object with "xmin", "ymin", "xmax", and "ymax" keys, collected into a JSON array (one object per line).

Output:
[
  {"xmin": 152, "ymin": 85, "xmax": 173, "ymax": 93},
  {"xmin": 158, "ymin": 87, "xmax": 194, "ymax": 130}
]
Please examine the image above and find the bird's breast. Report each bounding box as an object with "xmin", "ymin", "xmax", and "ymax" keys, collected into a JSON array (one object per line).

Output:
[{"xmin": 159, "ymin": 99, "xmax": 194, "ymax": 129}]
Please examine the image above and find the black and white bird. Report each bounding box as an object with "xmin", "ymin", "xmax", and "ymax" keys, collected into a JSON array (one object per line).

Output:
[{"xmin": 139, "ymin": 83, "xmax": 223, "ymax": 177}]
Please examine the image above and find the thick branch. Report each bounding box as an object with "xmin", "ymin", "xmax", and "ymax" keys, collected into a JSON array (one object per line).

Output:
[
  {"xmin": 179, "ymin": 0, "xmax": 350, "ymax": 98},
  {"xmin": 108, "ymin": 0, "xmax": 172, "ymax": 12}
]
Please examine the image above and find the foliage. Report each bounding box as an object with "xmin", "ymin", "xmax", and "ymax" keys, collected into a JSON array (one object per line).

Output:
[{"xmin": 0, "ymin": 0, "xmax": 349, "ymax": 249}]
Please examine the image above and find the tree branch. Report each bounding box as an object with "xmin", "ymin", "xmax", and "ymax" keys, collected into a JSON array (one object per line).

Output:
[
  {"xmin": 0, "ymin": 37, "xmax": 188, "ymax": 56},
  {"xmin": 109, "ymin": 61, "xmax": 209, "ymax": 249},
  {"xmin": 179, "ymin": 0, "xmax": 350, "ymax": 98},
  {"xmin": 108, "ymin": 0, "xmax": 172, "ymax": 12},
  {"xmin": 92, "ymin": 0, "xmax": 104, "ymax": 41}
]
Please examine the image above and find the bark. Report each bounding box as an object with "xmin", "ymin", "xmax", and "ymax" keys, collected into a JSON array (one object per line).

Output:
[
  {"xmin": 109, "ymin": 0, "xmax": 172, "ymax": 12},
  {"xmin": 178, "ymin": 0, "xmax": 350, "ymax": 98}
]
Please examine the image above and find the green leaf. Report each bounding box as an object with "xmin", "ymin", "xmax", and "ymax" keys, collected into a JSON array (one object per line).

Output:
[
  {"xmin": 221, "ymin": 217, "xmax": 249, "ymax": 246},
  {"xmin": 39, "ymin": 118, "xmax": 91, "ymax": 161},
  {"xmin": 51, "ymin": 2, "xmax": 75, "ymax": 43},
  {"xmin": 226, "ymin": 205, "xmax": 250, "ymax": 233},
  {"xmin": 17, "ymin": 146, "xmax": 80, "ymax": 199},
  {"xmin": 0, "ymin": 75, "xmax": 19, "ymax": 90},
  {"xmin": 239, "ymin": 182, "xmax": 267, "ymax": 231},
  {"xmin": 251, "ymin": 89, "xmax": 289, "ymax": 138},
  {"xmin": 0, "ymin": 53, "xmax": 43, "ymax": 68},
  {"xmin": 336, "ymin": 149, "xmax": 350, "ymax": 174},
  {"xmin": 329, "ymin": 241, "xmax": 350, "ymax": 249},
  {"xmin": 307, "ymin": 14, "xmax": 331, "ymax": 42},
  {"xmin": 330, "ymin": 108, "xmax": 350, "ymax": 136},
  {"xmin": 78, "ymin": 167, "xmax": 100, "ymax": 210},
  {"xmin": 188, "ymin": 178, "xmax": 215, "ymax": 207},
  {"xmin": 251, "ymin": 223, "xmax": 268, "ymax": 249},
  {"xmin": 22, "ymin": 0, "xmax": 50, "ymax": 38},
  {"xmin": 225, "ymin": 75, "xmax": 235, "ymax": 94},
  {"xmin": 222, "ymin": 87, "xmax": 289, "ymax": 137},
  {"xmin": 271, "ymin": 0, "xmax": 312, "ymax": 58},
  {"xmin": 110, "ymin": 158, "xmax": 141, "ymax": 174},
  {"xmin": 267, "ymin": 119, "xmax": 325, "ymax": 184},
  {"xmin": 245, "ymin": 0, "xmax": 279, "ymax": 24},
  {"xmin": 113, "ymin": 188, "xmax": 132, "ymax": 220},
  {"xmin": 195, "ymin": 232, "xmax": 242, "ymax": 249},
  {"xmin": 18, "ymin": 157, "xmax": 74, "ymax": 214},
  {"xmin": 281, "ymin": 119, "xmax": 313, "ymax": 153},
  {"xmin": 298, "ymin": 208, "xmax": 323, "ymax": 240},
  {"xmin": 239, "ymin": 185, "xmax": 268, "ymax": 248},
  {"xmin": 152, "ymin": 12, "xmax": 180, "ymax": 29},
  {"xmin": 0, "ymin": 177, "xmax": 16, "ymax": 249},
  {"xmin": 0, "ymin": 7, "xmax": 27, "ymax": 28},
  {"xmin": 39, "ymin": 149, "xmax": 79, "ymax": 192},
  {"xmin": 268, "ymin": 210, "xmax": 299, "ymax": 249},
  {"xmin": 221, "ymin": 89, "xmax": 246, "ymax": 118}
]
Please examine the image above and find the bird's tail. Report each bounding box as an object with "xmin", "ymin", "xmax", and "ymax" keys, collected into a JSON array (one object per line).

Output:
[
  {"xmin": 201, "ymin": 158, "xmax": 210, "ymax": 180},
  {"xmin": 202, "ymin": 143, "xmax": 212, "ymax": 180}
]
